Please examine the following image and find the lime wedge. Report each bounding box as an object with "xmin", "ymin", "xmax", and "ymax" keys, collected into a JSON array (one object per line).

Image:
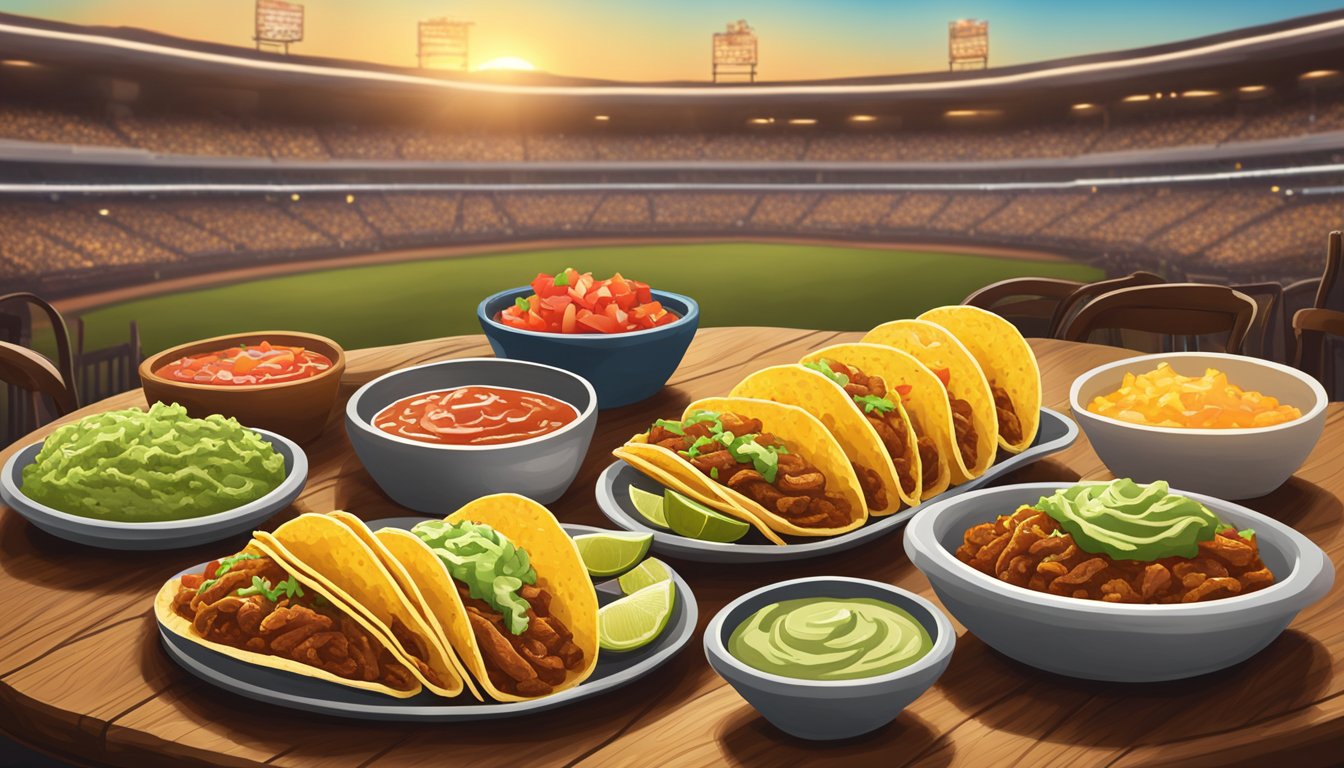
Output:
[
  {"xmin": 574, "ymin": 532, "xmax": 653, "ymax": 578},
  {"xmin": 617, "ymin": 557, "xmax": 673, "ymax": 595},
  {"xmin": 627, "ymin": 485, "xmax": 669, "ymax": 529},
  {"xmin": 599, "ymin": 580, "xmax": 676, "ymax": 652},
  {"xmin": 665, "ymin": 489, "xmax": 749, "ymax": 543}
]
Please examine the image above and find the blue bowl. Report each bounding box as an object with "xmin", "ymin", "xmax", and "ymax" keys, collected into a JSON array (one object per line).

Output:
[{"xmin": 477, "ymin": 286, "xmax": 699, "ymax": 409}]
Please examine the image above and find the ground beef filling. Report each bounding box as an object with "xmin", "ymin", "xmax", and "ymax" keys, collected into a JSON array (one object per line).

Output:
[
  {"xmin": 649, "ymin": 413, "xmax": 852, "ymax": 529},
  {"xmin": 948, "ymin": 395, "xmax": 979, "ymax": 469},
  {"xmin": 991, "ymin": 382, "xmax": 1023, "ymax": 445},
  {"xmin": 457, "ymin": 582, "xmax": 585, "ymax": 697},
  {"xmin": 827, "ymin": 361, "xmax": 919, "ymax": 498},
  {"xmin": 172, "ymin": 555, "xmax": 418, "ymax": 692},
  {"xmin": 851, "ymin": 461, "xmax": 888, "ymax": 510}
]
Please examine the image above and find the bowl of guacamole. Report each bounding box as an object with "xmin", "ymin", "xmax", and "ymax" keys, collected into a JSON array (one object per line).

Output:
[
  {"xmin": 1, "ymin": 403, "xmax": 308, "ymax": 550},
  {"xmin": 704, "ymin": 576, "xmax": 955, "ymax": 741}
]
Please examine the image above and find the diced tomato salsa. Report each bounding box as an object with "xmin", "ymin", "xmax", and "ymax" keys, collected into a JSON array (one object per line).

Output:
[
  {"xmin": 156, "ymin": 340, "xmax": 333, "ymax": 386},
  {"xmin": 496, "ymin": 269, "xmax": 680, "ymax": 334}
]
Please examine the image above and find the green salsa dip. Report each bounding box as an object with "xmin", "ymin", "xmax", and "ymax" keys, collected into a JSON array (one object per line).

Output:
[
  {"xmin": 19, "ymin": 402, "xmax": 285, "ymax": 522},
  {"xmin": 728, "ymin": 597, "xmax": 933, "ymax": 681},
  {"xmin": 411, "ymin": 519, "xmax": 537, "ymax": 635},
  {"xmin": 1033, "ymin": 479, "xmax": 1245, "ymax": 562}
]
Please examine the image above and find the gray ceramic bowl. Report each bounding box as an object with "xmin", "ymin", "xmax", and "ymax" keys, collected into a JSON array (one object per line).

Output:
[
  {"xmin": 704, "ymin": 576, "xmax": 955, "ymax": 741},
  {"xmin": 1071, "ymin": 352, "xmax": 1327, "ymax": 499},
  {"xmin": 904, "ymin": 482, "xmax": 1334, "ymax": 682},
  {"xmin": 345, "ymin": 357, "xmax": 598, "ymax": 514},
  {"xmin": 0, "ymin": 428, "xmax": 307, "ymax": 550}
]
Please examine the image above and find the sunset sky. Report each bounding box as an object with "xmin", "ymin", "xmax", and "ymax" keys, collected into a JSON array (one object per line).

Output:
[{"xmin": 0, "ymin": 0, "xmax": 1338, "ymax": 81}]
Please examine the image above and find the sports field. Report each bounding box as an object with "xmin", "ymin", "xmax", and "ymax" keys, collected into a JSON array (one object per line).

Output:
[{"xmin": 69, "ymin": 242, "xmax": 1102, "ymax": 355}]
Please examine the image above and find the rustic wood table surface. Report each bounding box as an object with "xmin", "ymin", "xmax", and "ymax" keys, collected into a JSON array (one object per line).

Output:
[{"xmin": 1, "ymin": 328, "xmax": 1341, "ymax": 768}]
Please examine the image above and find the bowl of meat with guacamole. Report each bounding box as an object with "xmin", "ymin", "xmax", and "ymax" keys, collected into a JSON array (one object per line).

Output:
[{"xmin": 0, "ymin": 402, "xmax": 307, "ymax": 550}]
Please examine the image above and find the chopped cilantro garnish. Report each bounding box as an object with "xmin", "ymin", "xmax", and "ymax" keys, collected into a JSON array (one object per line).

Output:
[
  {"xmin": 735, "ymin": 440, "xmax": 783, "ymax": 484},
  {"xmin": 1237, "ymin": 528, "xmax": 1255, "ymax": 540},
  {"xmin": 803, "ymin": 359, "xmax": 849, "ymax": 387},
  {"xmin": 196, "ymin": 578, "xmax": 218, "ymax": 595},
  {"xmin": 652, "ymin": 418, "xmax": 685, "ymax": 436},
  {"xmin": 853, "ymin": 394, "xmax": 896, "ymax": 414},
  {"xmin": 685, "ymin": 435, "xmax": 717, "ymax": 458},
  {"xmin": 214, "ymin": 552, "xmax": 260, "ymax": 578},
  {"xmin": 710, "ymin": 467, "xmax": 719, "ymax": 480},
  {"xmin": 236, "ymin": 575, "xmax": 305, "ymax": 602},
  {"xmin": 553, "ymin": 270, "xmax": 570, "ymax": 287},
  {"xmin": 515, "ymin": 297, "xmax": 530, "ymax": 312}
]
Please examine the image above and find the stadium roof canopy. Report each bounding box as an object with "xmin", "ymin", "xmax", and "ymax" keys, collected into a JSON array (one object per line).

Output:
[{"xmin": 0, "ymin": 10, "xmax": 1342, "ymax": 123}]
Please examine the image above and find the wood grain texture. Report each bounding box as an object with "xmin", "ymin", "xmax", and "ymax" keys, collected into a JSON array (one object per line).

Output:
[{"xmin": 0, "ymin": 328, "xmax": 1340, "ymax": 768}]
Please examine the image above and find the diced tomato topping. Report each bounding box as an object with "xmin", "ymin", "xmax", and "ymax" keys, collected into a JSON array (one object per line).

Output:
[
  {"xmin": 496, "ymin": 270, "xmax": 679, "ymax": 334},
  {"xmin": 933, "ymin": 368, "xmax": 951, "ymax": 387},
  {"xmin": 895, "ymin": 384, "xmax": 913, "ymax": 398}
]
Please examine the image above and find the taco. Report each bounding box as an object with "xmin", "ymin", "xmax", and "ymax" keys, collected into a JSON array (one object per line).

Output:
[
  {"xmin": 622, "ymin": 397, "xmax": 867, "ymax": 537},
  {"xmin": 254, "ymin": 513, "xmax": 472, "ymax": 699},
  {"xmin": 862, "ymin": 319, "xmax": 999, "ymax": 483},
  {"xmin": 154, "ymin": 541, "xmax": 422, "ymax": 698},
  {"xmin": 729, "ymin": 364, "xmax": 913, "ymax": 516},
  {"xmin": 798, "ymin": 343, "xmax": 955, "ymax": 500},
  {"xmin": 918, "ymin": 305, "xmax": 1042, "ymax": 453},
  {"xmin": 378, "ymin": 494, "xmax": 599, "ymax": 702}
]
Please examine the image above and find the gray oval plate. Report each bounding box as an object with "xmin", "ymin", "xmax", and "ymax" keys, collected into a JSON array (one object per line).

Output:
[
  {"xmin": 158, "ymin": 521, "xmax": 697, "ymax": 721},
  {"xmin": 596, "ymin": 407, "xmax": 1078, "ymax": 563},
  {"xmin": 0, "ymin": 429, "xmax": 307, "ymax": 550}
]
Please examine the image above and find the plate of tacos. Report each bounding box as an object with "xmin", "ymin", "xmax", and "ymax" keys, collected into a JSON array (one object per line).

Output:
[
  {"xmin": 595, "ymin": 306, "xmax": 1076, "ymax": 563},
  {"xmin": 154, "ymin": 496, "xmax": 697, "ymax": 719}
]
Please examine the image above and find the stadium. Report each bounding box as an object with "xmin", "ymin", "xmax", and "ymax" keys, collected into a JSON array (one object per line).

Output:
[{"xmin": 1, "ymin": 6, "xmax": 1343, "ymax": 403}]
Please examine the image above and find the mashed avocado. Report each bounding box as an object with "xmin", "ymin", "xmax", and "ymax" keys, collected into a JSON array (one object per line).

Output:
[
  {"xmin": 1034, "ymin": 479, "xmax": 1221, "ymax": 561},
  {"xmin": 20, "ymin": 402, "xmax": 285, "ymax": 522}
]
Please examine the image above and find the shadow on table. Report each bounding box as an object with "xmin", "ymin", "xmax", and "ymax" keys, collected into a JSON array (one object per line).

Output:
[
  {"xmin": 718, "ymin": 704, "xmax": 951, "ymax": 767},
  {"xmin": 937, "ymin": 630, "xmax": 1330, "ymax": 748},
  {"xmin": 0, "ymin": 733, "xmax": 78, "ymax": 767}
]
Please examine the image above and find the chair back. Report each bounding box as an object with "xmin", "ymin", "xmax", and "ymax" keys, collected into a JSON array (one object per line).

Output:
[
  {"xmin": 1315, "ymin": 231, "xmax": 1343, "ymax": 312},
  {"xmin": 961, "ymin": 277, "xmax": 1084, "ymax": 338},
  {"xmin": 1293, "ymin": 307, "xmax": 1344, "ymax": 400},
  {"xmin": 1050, "ymin": 270, "xmax": 1166, "ymax": 339},
  {"xmin": 1229, "ymin": 282, "xmax": 1283, "ymax": 361},
  {"xmin": 0, "ymin": 293, "xmax": 79, "ymax": 445},
  {"xmin": 73, "ymin": 318, "xmax": 142, "ymax": 404},
  {"xmin": 1059, "ymin": 283, "xmax": 1258, "ymax": 354}
]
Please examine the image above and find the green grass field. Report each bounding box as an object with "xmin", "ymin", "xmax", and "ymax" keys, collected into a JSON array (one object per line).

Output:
[{"xmin": 67, "ymin": 242, "xmax": 1102, "ymax": 355}]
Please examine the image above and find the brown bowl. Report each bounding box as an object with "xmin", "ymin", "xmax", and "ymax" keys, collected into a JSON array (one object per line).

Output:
[{"xmin": 139, "ymin": 331, "xmax": 346, "ymax": 444}]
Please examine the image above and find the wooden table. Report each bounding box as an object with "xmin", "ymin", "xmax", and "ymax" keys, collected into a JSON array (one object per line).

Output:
[{"xmin": 2, "ymin": 328, "xmax": 1341, "ymax": 768}]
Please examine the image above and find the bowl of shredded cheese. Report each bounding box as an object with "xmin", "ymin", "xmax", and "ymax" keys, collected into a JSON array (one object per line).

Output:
[{"xmin": 1070, "ymin": 353, "xmax": 1327, "ymax": 499}]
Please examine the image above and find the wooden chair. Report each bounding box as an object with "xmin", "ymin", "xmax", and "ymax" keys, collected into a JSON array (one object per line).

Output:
[
  {"xmin": 1230, "ymin": 282, "xmax": 1283, "ymax": 360},
  {"xmin": 74, "ymin": 317, "xmax": 142, "ymax": 404},
  {"xmin": 961, "ymin": 277, "xmax": 1084, "ymax": 338},
  {"xmin": 1059, "ymin": 283, "xmax": 1258, "ymax": 354},
  {"xmin": 1050, "ymin": 270, "xmax": 1166, "ymax": 339},
  {"xmin": 1293, "ymin": 307, "xmax": 1344, "ymax": 399},
  {"xmin": 1315, "ymin": 231, "xmax": 1343, "ymax": 312},
  {"xmin": 0, "ymin": 293, "xmax": 79, "ymax": 442}
]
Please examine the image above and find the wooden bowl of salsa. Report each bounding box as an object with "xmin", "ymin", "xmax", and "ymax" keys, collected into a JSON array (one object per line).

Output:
[{"xmin": 139, "ymin": 331, "xmax": 346, "ymax": 443}]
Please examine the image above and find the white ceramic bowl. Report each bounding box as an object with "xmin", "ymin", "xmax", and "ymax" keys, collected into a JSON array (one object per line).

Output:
[
  {"xmin": 1070, "ymin": 352, "xmax": 1327, "ymax": 499},
  {"xmin": 904, "ymin": 482, "xmax": 1334, "ymax": 682}
]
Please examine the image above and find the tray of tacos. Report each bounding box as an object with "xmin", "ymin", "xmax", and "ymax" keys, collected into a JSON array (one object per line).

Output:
[
  {"xmin": 154, "ymin": 497, "xmax": 697, "ymax": 720},
  {"xmin": 596, "ymin": 306, "xmax": 1077, "ymax": 563}
]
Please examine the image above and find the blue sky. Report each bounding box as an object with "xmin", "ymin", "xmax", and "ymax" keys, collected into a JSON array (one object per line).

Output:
[{"xmin": 0, "ymin": 0, "xmax": 1338, "ymax": 80}]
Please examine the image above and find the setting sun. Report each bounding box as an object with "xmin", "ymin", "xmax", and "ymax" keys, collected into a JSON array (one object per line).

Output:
[{"xmin": 475, "ymin": 56, "xmax": 536, "ymax": 72}]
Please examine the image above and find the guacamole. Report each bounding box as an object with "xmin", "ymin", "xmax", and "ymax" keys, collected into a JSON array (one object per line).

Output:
[
  {"xmin": 411, "ymin": 519, "xmax": 538, "ymax": 635},
  {"xmin": 728, "ymin": 597, "xmax": 932, "ymax": 681},
  {"xmin": 1033, "ymin": 479, "xmax": 1222, "ymax": 561},
  {"xmin": 20, "ymin": 402, "xmax": 285, "ymax": 522}
]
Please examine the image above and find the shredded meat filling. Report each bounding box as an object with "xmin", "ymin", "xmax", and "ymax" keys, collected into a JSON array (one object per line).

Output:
[
  {"xmin": 648, "ymin": 412, "xmax": 852, "ymax": 528},
  {"xmin": 830, "ymin": 361, "xmax": 918, "ymax": 498},
  {"xmin": 991, "ymin": 382, "xmax": 1023, "ymax": 446},
  {"xmin": 456, "ymin": 582, "xmax": 584, "ymax": 697},
  {"xmin": 955, "ymin": 506, "xmax": 1275, "ymax": 604},
  {"xmin": 948, "ymin": 395, "xmax": 979, "ymax": 469},
  {"xmin": 172, "ymin": 555, "xmax": 417, "ymax": 691}
]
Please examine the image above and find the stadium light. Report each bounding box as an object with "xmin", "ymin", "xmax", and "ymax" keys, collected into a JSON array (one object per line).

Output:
[
  {"xmin": 1, "ymin": 60, "xmax": 37, "ymax": 67},
  {"xmin": 787, "ymin": 118, "xmax": 817, "ymax": 125},
  {"xmin": 345, "ymin": 194, "xmax": 355, "ymax": 204},
  {"xmin": 1071, "ymin": 103, "xmax": 1095, "ymax": 110},
  {"xmin": 848, "ymin": 115, "xmax": 877, "ymax": 123},
  {"xmin": 1239, "ymin": 84, "xmax": 1268, "ymax": 93},
  {"xmin": 1181, "ymin": 89, "xmax": 1218, "ymax": 98},
  {"xmin": 1270, "ymin": 185, "xmax": 1281, "ymax": 193},
  {"xmin": 747, "ymin": 117, "xmax": 774, "ymax": 125},
  {"xmin": 290, "ymin": 193, "xmax": 301, "ymax": 201},
  {"xmin": 97, "ymin": 208, "xmax": 110, "ymax": 216},
  {"xmin": 945, "ymin": 109, "xmax": 1001, "ymax": 118},
  {"xmin": 1300, "ymin": 69, "xmax": 1340, "ymax": 80},
  {"xmin": 593, "ymin": 115, "xmax": 610, "ymax": 122},
  {"xmin": 1122, "ymin": 94, "xmax": 1151, "ymax": 102}
]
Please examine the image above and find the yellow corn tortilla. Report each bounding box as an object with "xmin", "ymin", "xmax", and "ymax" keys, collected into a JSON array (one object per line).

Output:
[
  {"xmin": 382, "ymin": 494, "xmax": 598, "ymax": 703},
  {"xmin": 918, "ymin": 305, "xmax": 1042, "ymax": 453},
  {"xmin": 862, "ymin": 319, "xmax": 999, "ymax": 483},
  {"xmin": 623, "ymin": 397, "xmax": 868, "ymax": 537},
  {"xmin": 800, "ymin": 343, "xmax": 954, "ymax": 500},
  {"xmin": 730, "ymin": 364, "xmax": 913, "ymax": 515},
  {"xmin": 614, "ymin": 444, "xmax": 787, "ymax": 545},
  {"xmin": 152, "ymin": 543, "xmax": 422, "ymax": 699},
  {"xmin": 255, "ymin": 513, "xmax": 468, "ymax": 699}
]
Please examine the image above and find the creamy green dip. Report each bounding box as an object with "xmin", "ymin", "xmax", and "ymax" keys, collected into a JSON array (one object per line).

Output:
[
  {"xmin": 728, "ymin": 597, "xmax": 932, "ymax": 681},
  {"xmin": 20, "ymin": 402, "xmax": 285, "ymax": 522},
  {"xmin": 411, "ymin": 519, "xmax": 537, "ymax": 635},
  {"xmin": 1034, "ymin": 479, "xmax": 1223, "ymax": 561}
]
